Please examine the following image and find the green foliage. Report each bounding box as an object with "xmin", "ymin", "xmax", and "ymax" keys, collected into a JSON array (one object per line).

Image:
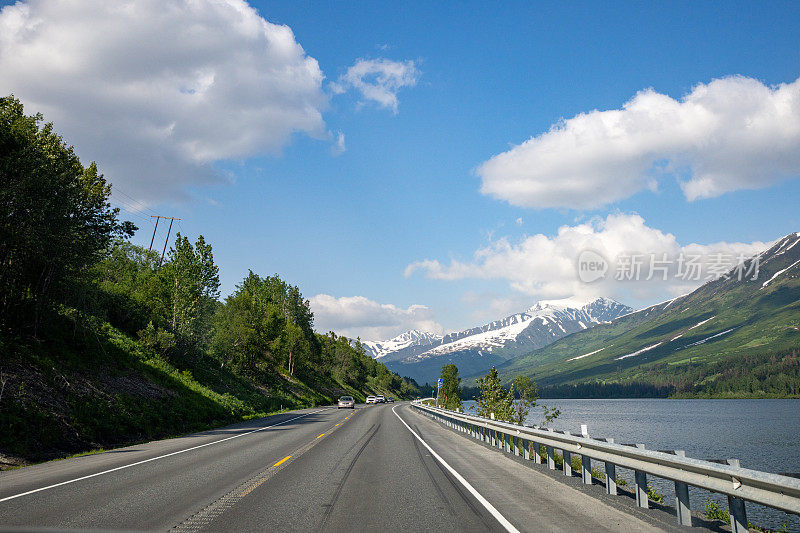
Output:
[
  {"xmin": 646, "ymin": 484, "xmax": 664, "ymax": 503},
  {"xmin": 509, "ymin": 375, "xmax": 559, "ymax": 426},
  {"xmin": 0, "ymin": 96, "xmax": 134, "ymax": 334},
  {"xmin": 510, "ymin": 375, "xmax": 536, "ymax": 424},
  {"xmin": 439, "ymin": 363, "xmax": 462, "ymax": 410},
  {"xmin": 474, "ymin": 367, "xmax": 515, "ymax": 422},
  {"xmin": 704, "ymin": 498, "xmax": 731, "ymax": 523},
  {"xmin": 162, "ymin": 234, "xmax": 220, "ymax": 356}
]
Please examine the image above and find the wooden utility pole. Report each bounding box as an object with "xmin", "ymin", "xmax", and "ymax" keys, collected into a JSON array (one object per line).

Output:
[
  {"xmin": 148, "ymin": 216, "xmax": 160, "ymax": 251},
  {"xmin": 149, "ymin": 216, "xmax": 181, "ymax": 264}
]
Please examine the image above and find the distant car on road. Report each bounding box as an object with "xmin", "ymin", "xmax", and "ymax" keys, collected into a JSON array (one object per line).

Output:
[
  {"xmin": 365, "ymin": 395, "xmax": 376, "ymax": 404},
  {"xmin": 375, "ymin": 395, "xmax": 386, "ymax": 403},
  {"xmin": 386, "ymin": 397, "xmax": 395, "ymax": 403},
  {"xmin": 337, "ymin": 396, "xmax": 355, "ymax": 409}
]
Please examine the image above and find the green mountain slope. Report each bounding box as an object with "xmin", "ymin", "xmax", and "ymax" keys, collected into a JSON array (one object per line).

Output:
[{"xmin": 497, "ymin": 233, "xmax": 800, "ymax": 398}]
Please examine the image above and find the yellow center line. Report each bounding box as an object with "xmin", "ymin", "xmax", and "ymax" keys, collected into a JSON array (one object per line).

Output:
[
  {"xmin": 317, "ymin": 433, "xmax": 325, "ymax": 439},
  {"xmin": 273, "ymin": 455, "xmax": 291, "ymax": 467}
]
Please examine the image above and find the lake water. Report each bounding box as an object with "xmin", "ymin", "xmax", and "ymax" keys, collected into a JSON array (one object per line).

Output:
[{"xmin": 460, "ymin": 399, "xmax": 800, "ymax": 530}]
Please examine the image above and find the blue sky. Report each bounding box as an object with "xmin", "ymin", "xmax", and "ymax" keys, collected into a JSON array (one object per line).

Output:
[{"xmin": 2, "ymin": 0, "xmax": 799, "ymax": 339}]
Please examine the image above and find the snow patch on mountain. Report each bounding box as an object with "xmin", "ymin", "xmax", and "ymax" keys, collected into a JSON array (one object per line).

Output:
[
  {"xmin": 761, "ymin": 259, "xmax": 800, "ymax": 289},
  {"xmin": 568, "ymin": 345, "xmax": 611, "ymax": 362},
  {"xmin": 360, "ymin": 330, "xmax": 442, "ymax": 359},
  {"xmin": 616, "ymin": 342, "xmax": 663, "ymax": 360}
]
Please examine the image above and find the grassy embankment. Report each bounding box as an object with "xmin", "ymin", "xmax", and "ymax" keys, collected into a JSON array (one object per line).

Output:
[{"xmin": 0, "ymin": 312, "xmax": 399, "ymax": 468}]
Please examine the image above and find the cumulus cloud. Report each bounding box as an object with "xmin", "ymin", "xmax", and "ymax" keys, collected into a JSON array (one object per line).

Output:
[
  {"xmin": 309, "ymin": 294, "xmax": 443, "ymax": 341},
  {"xmin": 0, "ymin": 0, "xmax": 327, "ymax": 202},
  {"xmin": 478, "ymin": 75, "xmax": 800, "ymax": 209},
  {"xmin": 405, "ymin": 214, "xmax": 770, "ymax": 307},
  {"xmin": 332, "ymin": 58, "xmax": 419, "ymax": 113}
]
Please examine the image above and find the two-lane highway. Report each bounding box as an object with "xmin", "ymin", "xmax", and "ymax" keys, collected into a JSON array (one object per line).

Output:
[{"xmin": 1, "ymin": 403, "xmax": 675, "ymax": 532}]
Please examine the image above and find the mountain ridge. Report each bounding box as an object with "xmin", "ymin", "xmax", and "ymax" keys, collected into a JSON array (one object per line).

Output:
[
  {"xmin": 494, "ymin": 232, "xmax": 800, "ymax": 398},
  {"xmin": 361, "ymin": 297, "xmax": 632, "ymax": 383}
]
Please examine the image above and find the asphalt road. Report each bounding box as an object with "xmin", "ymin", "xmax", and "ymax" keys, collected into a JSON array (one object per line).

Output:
[{"xmin": 0, "ymin": 403, "xmax": 677, "ymax": 532}]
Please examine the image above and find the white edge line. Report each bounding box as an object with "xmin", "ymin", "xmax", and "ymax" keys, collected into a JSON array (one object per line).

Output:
[
  {"xmin": 0, "ymin": 409, "xmax": 327, "ymax": 504},
  {"xmin": 392, "ymin": 405, "xmax": 520, "ymax": 533}
]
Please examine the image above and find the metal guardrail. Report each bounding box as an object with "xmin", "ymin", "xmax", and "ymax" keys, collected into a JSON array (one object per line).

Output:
[{"xmin": 411, "ymin": 402, "xmax": 800, "ymax": 531}]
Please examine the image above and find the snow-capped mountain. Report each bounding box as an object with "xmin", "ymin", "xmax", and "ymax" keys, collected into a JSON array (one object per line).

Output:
[
  {"xmin": 410, "ymin": 297, "xmax": 631, "ymax": 360},
  {"xmin": 367, "ymin": 297, "xmax": 632, "ymax": 384},
  {"xmin": 360, "ymin": 330, "xmax": 442, "ymax": 360}
]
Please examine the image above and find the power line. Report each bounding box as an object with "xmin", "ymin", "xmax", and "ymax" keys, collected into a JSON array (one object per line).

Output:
[
  {"xmin": 113, "ymin": 201, "xmax": 153, "ymax": 226},
  {"xmin": 112, "ymin": 185, "xmax": 161, "ymax": 218}
]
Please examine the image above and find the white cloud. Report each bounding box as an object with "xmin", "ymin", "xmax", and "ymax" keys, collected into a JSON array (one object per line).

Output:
[
  {"xmin": 309, "ymin": 294, "xmax": 443, "ymax": 341},
  {"xmin": 405, "ymin": 214, "xmax": 770, "ymax": 308},
  {"xmin": 332, "ymin": 58, "xmax": 419, "ymax": 113},
  {"xmin": 478, "ymin": 75, "xmax": 800, "ymax": 209},
  {"xmin": 331, "ymin": 131, "xmax": 346, "ymax": 155},
  {"xmin": 0, "ymin": 0, "xmax": 327, "ymax": 202}
]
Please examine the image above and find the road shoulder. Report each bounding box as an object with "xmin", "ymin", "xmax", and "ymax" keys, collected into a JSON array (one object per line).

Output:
[{"xmin": 395, "ymin": 404, "xmax": 690, "ymax": 533}]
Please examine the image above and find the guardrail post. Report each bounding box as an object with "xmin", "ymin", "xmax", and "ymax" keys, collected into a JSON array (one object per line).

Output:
[
  {"xmin": 604, "ymin": 438, "xmax": 617, "ymax": 495},
  {"xmin": 562, "ymin": 431, "xmax": 572, "ymax": 476},
  {"xmin": 726, "ymin": 459, "xmax": 748, "ymax": 533},
  {"xmin": 582, "ymin": 455, "xmax": 592, "ymax": 485},
  {"xmin": 505, "ymin": 432, "xmax": 511, "ymax": 453},
  {"xmin": 533, "ymin": 442, "xmax": 542, "ymax": 464},
  {"xmin": 634, "ymin": 444, "xmax": 648, "ymax": 509},
  {"xmin": 522, "ymin": 439, "xmax": 530, "ymax": 460},
  {"xmin": 513, "ymin": 435, "xmax": 520, "ymax": 456},
  {"xmin": 671, "ymin": 450, "xmax": 692, "ymax": 526},
  {"xmin": 547, "ymin": 445, "xmax": 556, "ymax": 470}
]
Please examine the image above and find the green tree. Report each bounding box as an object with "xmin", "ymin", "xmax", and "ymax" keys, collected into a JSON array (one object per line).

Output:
[
  {"xmin": 439, "ymin": 363, "xmax": 463, "ymax": 410},
  {"xmin": 474, "ymin": 367, "xmax": 515, "ymax": 422},
  {"xmin": 279, "ymin": 321, "xmax": 309, "ymax": 376},
  {"xmin": 91, "ymin": 241, "xmax": 164, "ymax": 332},
  {"xmin": 162, "ymin": 233, "xmax": 220, "ymax": 355},
  {"xmin": 212, "ymin": 271, "xmax": 283, "ymax": 374},
  {"xmin": 510, "ymin": 375, "xmax": 560, "ymax": 426},
  {"xmin": 510, "ymin": 375, "xmax": 537, "ymax": 425},
  {"xmin": 0, "ymin": 96, "xmax": 134, "ymax": 334}
]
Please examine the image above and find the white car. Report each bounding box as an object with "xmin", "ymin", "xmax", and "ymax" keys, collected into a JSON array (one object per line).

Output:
[
  {"xmin": 375, "ymin": 395, "xmax": 386, "ymax": 403},
  {"xmin": 337, "ymin": 396, "xmax": 355, "ymax": 409},
  {"xmin": 365, "ymin": 395, "xmax": 376, "ymax": 404}
]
